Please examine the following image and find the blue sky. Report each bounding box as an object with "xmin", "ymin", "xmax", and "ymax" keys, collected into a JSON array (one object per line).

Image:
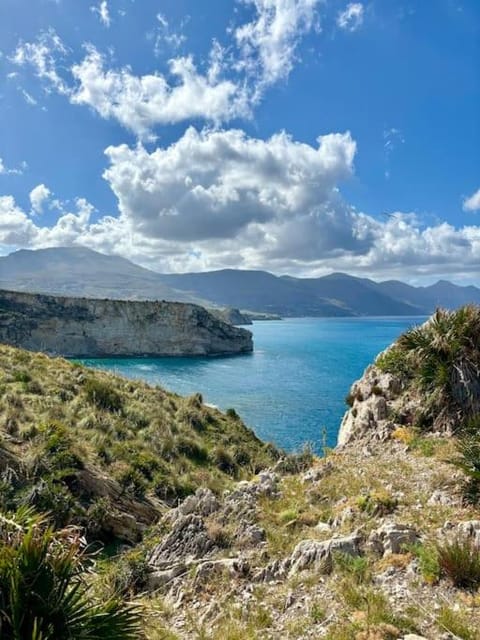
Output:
[{"xmin": 0, "ymin": 0, "xmax": 479, "ymax": 283}]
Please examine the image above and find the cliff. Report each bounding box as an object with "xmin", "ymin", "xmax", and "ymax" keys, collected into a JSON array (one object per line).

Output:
[{"xmin": 0, "ymin": 289, "xmax": 253, "ymax": 357}]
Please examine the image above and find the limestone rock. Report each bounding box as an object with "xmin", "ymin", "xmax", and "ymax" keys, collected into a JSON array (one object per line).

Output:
[
  {"xmin": 0, "ymin": 289, "xmax": 253, "ymax": 357},
  {"xmin": 148, "ymin": 514, "xmax": 215, "ymax": 569},
  {"xmin": 369, "ymin": 522, "xmax": 419, "ymax": 556},
  {"xmin": 337, "ymin": 364, "xmax": 402, "ymax": 446},
  {"xmin": 176, "ymin": 488, "xmax": 220, "ymax": 518},
  {"xmin": 456, "ymin": 520, "xmax": 480, "ymax": 547}
]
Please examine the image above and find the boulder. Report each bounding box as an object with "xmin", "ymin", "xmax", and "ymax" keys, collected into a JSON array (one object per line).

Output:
[{"xmin": 368, "ymin": 522, "xmax": 419, "ymax": 556}]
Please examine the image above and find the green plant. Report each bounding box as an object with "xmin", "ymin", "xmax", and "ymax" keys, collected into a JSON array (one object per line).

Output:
[
  {"xmin": 408, "ymin": 542, "xmax": 440, "ymax": 584},
  {"xmin": 389, "ymin": 307, "xmax": 480, "ymax": 430},
  {"xmin": 453, "ymin": 430, "xmax": 480, "ymax": 503},
  {"xmin": 85, "ymin": 378, "xmax": 123, "ymax": 412},
  {"xmin": 356, "ymin": 490, "xmax": 397, "ymax": 516},
  {"xmin": 437, "ymin": 605, "xmax": 479, "ymax": 640},
  {"xmin": 334, "ymin": 553, "xmax": 371, "ymax": 584},
  {"xmin": 436, "ymin": 537, "xmax": 480, "ymax": 589},
  {"xmin": 0, "ymin": 509, "xmax": 141, "ymax": 639}
]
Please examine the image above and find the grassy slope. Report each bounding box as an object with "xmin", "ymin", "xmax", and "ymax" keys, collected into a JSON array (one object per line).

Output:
[{"xmin": 0, "ymin": 344, "xmax": 278, "ymax": 538}]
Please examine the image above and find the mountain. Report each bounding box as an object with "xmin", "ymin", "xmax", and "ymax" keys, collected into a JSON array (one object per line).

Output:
[
  {"xmin": 1, "ymin": 247, "xmax": 479, "ymax": 317},
  {"xmin": 0, "ymin": 247, "xmax": 202, "ymax": 303}
]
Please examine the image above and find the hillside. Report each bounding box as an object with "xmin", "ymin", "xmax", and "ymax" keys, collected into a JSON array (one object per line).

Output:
[
  {"xmin": 2, "ymin": 310, "xmax": 480, "ymax": 638},
  {"xmin": 2, "ymin": 247, "xmax": 479, "ymax": 317},
  {"xmin": 0, "ymin": 344, "xmax": 278, "ymax": 543}
]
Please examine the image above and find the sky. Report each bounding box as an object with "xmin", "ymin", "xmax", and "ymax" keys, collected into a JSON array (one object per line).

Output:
[{"xmin": 0, "ymin": 0, "xmax": 479, "ymax": 283}]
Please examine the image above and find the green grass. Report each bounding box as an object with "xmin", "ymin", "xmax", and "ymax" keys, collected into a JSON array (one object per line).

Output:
[{"xmin": 0, "ymin": 344, "xmax": 279, "ymax": 538}]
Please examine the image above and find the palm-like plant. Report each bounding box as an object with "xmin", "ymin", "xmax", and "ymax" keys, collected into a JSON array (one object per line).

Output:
[
  {"xmin": 0, "ymin": 509, "xmax": 142, "ymax": 639},
  {"xmin": 395, "ymin": 306, "xmax": 480, "ymax": 429}
]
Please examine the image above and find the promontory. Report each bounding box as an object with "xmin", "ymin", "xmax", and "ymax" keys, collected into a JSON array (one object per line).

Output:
[{"xmin": 0, "ymin": 289, "xmax": 253, "ymax": 357}]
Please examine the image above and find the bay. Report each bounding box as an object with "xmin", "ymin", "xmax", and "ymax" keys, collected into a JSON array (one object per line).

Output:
[{"xmin": 78, "ymin": 316, "xmax": 424, "ymax": 452}]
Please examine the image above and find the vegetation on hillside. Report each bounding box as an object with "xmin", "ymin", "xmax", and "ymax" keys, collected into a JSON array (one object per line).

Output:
[
  {"xmin": 0, "ymin": 508, "xmax": 141, "ymax": 639},
  {"xmin": 376, "ymin": 305, "xmax": 480, "ymax": 431},
  {"xmin": 0, "ymin": 344, "xmax": 278, "ymax": 539}
]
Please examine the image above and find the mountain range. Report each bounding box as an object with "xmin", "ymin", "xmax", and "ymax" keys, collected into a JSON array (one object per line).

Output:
[{"xmin": 1, "ymin": 247, "xmax": 479, "ymax": 317}]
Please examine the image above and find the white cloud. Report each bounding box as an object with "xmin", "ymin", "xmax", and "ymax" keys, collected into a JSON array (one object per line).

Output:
[
  {"xmin": 69, "ymin": 46, "xmax": 249, "ymax": 140},
  {"xmin": 463, "ymin": 188, "xmax": 480, "ymax": 212},
  {"xmin": 9, "ymin": 4, "xmax": 323, "ymax": 137},
  {"xmin": 29, "ymin": 184, "xmax": 52, "ymax": 214},
  {"xmin": 383, "ymin": 127, "xmax": 405, "ymax": 179},
  {"xmin": 91, "ymin": 1, "xmax": 111, "ymax": 27},
  {"xmin": 337, "ymin": 2, "xmax": 364, "ymax": 32},
  {"xmin": 103, "ymin": 126, "xmax": 356, "ymax": 241},
  {"xmin": 0, "ymin": 157, "xmax": 26, "ymax": 176},
  {"xmin": 1, "ymin": 127, "xmax": 479, "ymax": 282},
  {"xmin": 21, "ymin": 89, "xmax": 38, "ymax": 105},
  {"xmin": 235, "ymin": 0, "xmax": 321, "ymax": 89},
  {"xmin": 153, "ymin": 13, "xmax": 187, "ymax": 54},
  {"xmin": 10, "ymin": 28, "xmax": 69, "ymax": 94}
]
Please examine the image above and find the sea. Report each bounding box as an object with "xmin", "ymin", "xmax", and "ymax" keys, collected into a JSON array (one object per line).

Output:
[{"xmin": 78, "ymin": 316, "xmax": 425, "ymax": 453}]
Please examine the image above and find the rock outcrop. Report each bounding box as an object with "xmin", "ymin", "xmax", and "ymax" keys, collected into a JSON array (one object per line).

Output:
[
  {"xmin": 0, "ymin": 289, "xmax": 253, "ymax": 357},
  {"xmin": 337, "ymin": 364, "xmax": 402, "ymax": 446}
]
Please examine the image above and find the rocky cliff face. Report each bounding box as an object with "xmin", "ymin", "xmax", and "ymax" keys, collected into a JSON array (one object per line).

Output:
[{"xmin": 0, "ymin": 289, "xmax": 253, "ymax": 357}]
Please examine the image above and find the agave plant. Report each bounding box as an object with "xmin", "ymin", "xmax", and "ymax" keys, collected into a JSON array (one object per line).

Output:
[{"xmin": 0, "ymin": 508, "xmax": 142, "ymax": 639}]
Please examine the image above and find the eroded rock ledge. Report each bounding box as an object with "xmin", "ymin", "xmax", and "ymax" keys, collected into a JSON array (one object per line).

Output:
[{"xmin": 0, "ymin": 289, "xmax": 253, "ymax": 357}]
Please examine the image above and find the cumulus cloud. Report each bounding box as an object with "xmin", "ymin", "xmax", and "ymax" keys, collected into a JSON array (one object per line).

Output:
[
  {"xmin": 29, "ymin": 184, "xmax": 51, "ymax": 214},
  {"xmin": 337, "ymin": 2, "xmax": 364, "ymax": 32},
  {"xmin": 235, "ymin": 0, "xmax": 321, "ymax": 89},
  {"xmin": 91, "ymin": 1, "xmax": 111, "ymax": 27},
  {"xmin": 103, "ymin": 126, "xmax": 356, "ymax": 241},
  {"xmin": 9, "ymin": 3, "xmax": 324, "ymax": 136},
  {"xmin": 1, "ymin": 127, "xmax": 479, "ymax": 281},
  {"xmin": 10, "ymin": 28, "xmax": 69, "ymax": 94},
  {"xmin": 463, "ymin": 188, "xmax": 480, "ymax": 212},
  {"xmin": 70, "ymin": 46, "xmax": 250, "ymax": 140}
]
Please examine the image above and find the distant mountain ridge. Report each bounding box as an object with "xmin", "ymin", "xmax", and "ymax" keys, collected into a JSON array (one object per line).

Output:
[{"xmin": 1, "ymin": 247, "xmax": 479, "ymax": 317}]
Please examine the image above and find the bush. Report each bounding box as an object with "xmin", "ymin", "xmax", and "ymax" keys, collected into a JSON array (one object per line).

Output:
[
  {"xmin": 409, "ymin": 543, "xmax": 440, "ymax": 584},
  {"xmin": 175, "ymin": 436, "xmax": 209, "ymax": 463},
  {"xmin": 437, "ymin": 537, "xmax": 480, "ymax": 589},
  {"xmin": 85, "ymin": 378, "xmax": 123, "ymax": 412},
  {"xmin": 212, "ymin": 446, "xmax": 237, "ymax": 475},
  {"xmin": 117, "ymin": 467, "xmax": 148, "ymax": 498},
  {"xmin": 0, "ymin": 510, "xmax": 141, "ymax": 639},
  {"xmin": 452, "ymin": 430, "xmax": 480, "ymax": 504}
]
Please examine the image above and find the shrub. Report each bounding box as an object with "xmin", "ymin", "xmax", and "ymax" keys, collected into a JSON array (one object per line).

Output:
[
  {"xmin": 388, "ymin": 307, "xmax": 480, "ymax": 430},
  {"xmin": 452, "ymin": 431, "xmax": 480, "ymax": 504},
  {"xmin": 436, "ymin": 537, "xmax": 480, "ymax": 589},
  {"xmin": 13, "ymin": 370, "xmax": 31, "ymax": 383},
  {"xmin": 0, "ymin": 510, "xmax": 141, "ymax": 639},
  {"xmin": 408, "ymin": 543, "xmax": 440, "ymax": 584},
  {"xmin": 85, "ymin": 378, "xmax": 123, "ymax": 412},
  {"xmin": 437, "ymin": 605, "xmax": 478, "ymax": 640},
  {"xmin": 357, "ymin": 490, "xmax": 397, "ymax": 516},
  {"xmin": 117, "ymin": 467, "xmax": 148, "ymax": 498},
  {"xmin": 212, "ymin": 446, "xmax": 237, "ymax": 475},
  {"xmin": 175, "ymin": 437, "xmax": 209, "ymax": 463}
]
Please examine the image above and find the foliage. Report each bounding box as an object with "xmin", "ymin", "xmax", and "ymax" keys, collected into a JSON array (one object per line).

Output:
[
  {"xmin": 0, "ymin": 344, "xmax": 278, "ymax": 535},
  {"xmin": 408, "ymin": 542, "xmax": 440, "ymax": 584},
  {"xmin": 0, "ymin": 509, "xmax": 142, "ymax": 639},
  {"xmin": 387, "ymin": 307, "xmax": 480, "ymax": 430},
  {"xmin": 85, "ymin": 378, "xmax": 124, "ymax": 412},
  {"xmin": 436, "ymin": 537, "xmax": 480, "ymax": 589}
]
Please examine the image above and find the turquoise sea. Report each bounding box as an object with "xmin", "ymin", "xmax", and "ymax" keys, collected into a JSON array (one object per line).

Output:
[{"xmin": 79, "ymin": 317, "xmax": 424, "ymax": 453}]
